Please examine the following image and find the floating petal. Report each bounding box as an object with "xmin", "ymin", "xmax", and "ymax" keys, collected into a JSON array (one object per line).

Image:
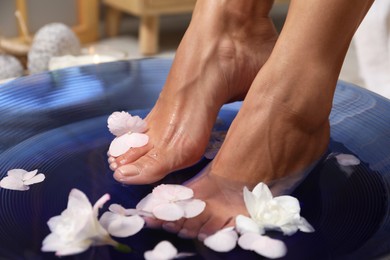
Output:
[
  {"xmin": 100, "ymin": 212, "xmax": 144, "ymax": 237},
  {"xmin": 144, "ymin": 240, "xmax": 178, "ymax": 260},
  {"xmin": 23, "ymin": 173, "xmax": 45, "ymax": 185},
  {"xmin": 177, "ymin": 199, "xmax": 206, "ymax": 218},
  {"xmin": 238, "ymin": 233, "xmax": 287, "ymax": 259},
  {"xmin": 0, "ymin": 176, "xmax": 28, "ymax": 191},
  {"xmin": 235, "ymin": 215, "xmax": 262, "ymax": 234},
  {"xmin": 152, "ymin": 203, "xmax": 184, "ymax": 221},
  {"xmin": 22, "ymin": 169, "xmax": 39, "ymax": 180},
  {"xmin": 136, "ymin": 193, "xmax": 167, "ymax": 213},
  {"xmin": 152, "ymin": 184, "xmax": 194, "ymax": 201},
  {"xmin": 7, "ymin": 169, "xmax": 26, "ymax": 179},
  {"xmin": 203, "ymin": 227, "xmax": 238, "ymax": 252},
  {"xmin": 335, "ymin": 154, "xmax": 360, "ymax": 166}
]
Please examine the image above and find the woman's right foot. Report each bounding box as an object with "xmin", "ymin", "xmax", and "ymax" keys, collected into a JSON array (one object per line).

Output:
[{"xmin": 109, "ymin": 0, "xmax": 278, "ymax": 184}]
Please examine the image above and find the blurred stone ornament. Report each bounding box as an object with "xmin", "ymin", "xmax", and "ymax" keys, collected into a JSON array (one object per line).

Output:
[
  {"xmin": 28, "ymin": 23, "xmax": 80, "ymax": 74},
  {"xmin": 0, "ymin": 54, "xmax": 24, "ymax": 80}
]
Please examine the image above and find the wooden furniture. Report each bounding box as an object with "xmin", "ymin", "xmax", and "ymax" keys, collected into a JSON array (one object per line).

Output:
[{"xmin": 103, "ymin": 0, "xmax": 196, "ymax": 55}]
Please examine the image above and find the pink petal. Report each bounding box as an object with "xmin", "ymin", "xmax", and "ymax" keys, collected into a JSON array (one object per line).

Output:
[
  {"xmin": 108, "ymin": 133, "xmax": 149, "ymax": 157},
  {"xmin": 0, "ymin": 176, "xmax": 28, "ymax": 191},
  {"xmin": 23, "ymin": 173, "xmax": 45, "ymax": 185},
  {"xmin": 335, "ymin": 154, "xmax": 360, "ymax": 166},
  {"xmin": 126, "ymin": 115, "xmax": 148, "ymax": 133},
  {"xmin": 177, "ymin": 199, "xmax": 206, "ymax": 218},
  {"xmin": 204, "ymin": 227, "xmax": 238, "ymax": 252},
  {"xmin": 152, "ymin": 203, "xmax": 184, "ymax": 221},
  {"xmin": 22, "ymin": 169, "xmax": 39, "ymax": 180},
  {"xmin": 144, "ymin": 240, "xmax": 178, "ymax": 260},
  {"xmin": 152, "ymin": 184, "xmax": 194, "ymax": 201},
  {"xmin": 238, "ymin": 233, "xmax": 287, "ymax": 259}
]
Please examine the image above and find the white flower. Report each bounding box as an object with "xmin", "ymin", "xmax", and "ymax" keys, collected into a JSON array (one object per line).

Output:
[
  {"xmin": 136, "ymin": 184, "xmax": 206, "ymax": 221},
  {"xmin": 0, "ymin": 169, "xmax": 45, "ymax": 191},
  {"xmin": 238, "ymin": 232, "xmax": 287, "ymax": 259},
  {"xmin": 334, "ymin": 153, "xmax": 360, "ymax": 166},
  {"xmin": 236, "ymin": 182, "xmax": 314, "ymax": 236},
  {"xmin": 99, "ymin": 204, "xmax": 145, "ymax": 237},
  {"xmin": 107, "ymin": 111, "xmax": 149, "ymax": 157},
  {"xmin": 203, "ymin": 227, "xmax": 238, "ymax": 252},
  {"xmin": 144, "ymin": 240, "xmax": 194, "ymax": 260},
  {"xmin": 41, "ymin": 189, "xmax": 120, "ymax": 256},
  {"xmin": 107, "ymin": 111, "xmax": 147, "ymax": 136}
]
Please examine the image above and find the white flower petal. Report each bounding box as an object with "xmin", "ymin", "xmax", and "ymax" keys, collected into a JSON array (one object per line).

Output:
[
  {"xmin": 152, "ymin": 203, "xmax": 184, "ymax": 221},
  {"xmin": 238, "ymin": 233, "xmax": 287, "ymax": 259},
  {"xmin": 100, "ymin": 212, "xmax": 144, "ymax": 237},
  {"xmin": 22, "ymin": 169, "xmax": 38, "ymax": 180},
  {"xmin": 335, "ymin": 154, "xmax": 360, "ymax": 166},
  {"xmin": 23, "ymin": 173, "xmax": 45, "ymax": 185},
  {"xmin": 0, "ymin": 176, "xmax": 29, "ymax": 191},
  {"xmin": 252, "ymin": 182, "xmax": 273, "ymax": 201},
  {"xmin": 68, "ymin": 189, "xmax": 93, "ymax": 211},
  {"xmin": 107, "ymin": 111, "xmax": 134, "ymax": 136},
  {"xmin": 243, "ymin": 186, "xmax": 260, "ymax": 219},
  {"xmin": 54, "ymin": 241, "xmax": 91, "ymax": 256},
  {"xmin": 177, "ymin": 199, "xmax": 206, "ymax": 218},
  {"xmin": 235, "ymin": 215, "xmax": 263, "ymax": 235},
  {"xmin": 152, "ymin": 184, "xmax": 194, "ymax": 201},
  {"xmin": 136, "ymin": 193, "xmax": 167, "ymax": 213},
  {"xmin": 126, "ymin": 115, "xmax": 148, "ymax": 133},
  {"xmin": 203, "ymin": 227, "xmax": 238, "ymax": 252},
  {"xmin": 144, "ymin": 240, "xmax": 178, "ymax": 260},
  {"xmin": 108, "ymin": 133, "xmax": 149, "ymax": 157},
  {"xmin": 7, "ymin": 169, "xmax": 26, "ymax": 179},
  {"xmin": 297, "ymin": 217, "xmax": 315, "ymax": 233},
  {"xmin": 108, "ymin": 204, "xmax": 126, "ymax": 215}
]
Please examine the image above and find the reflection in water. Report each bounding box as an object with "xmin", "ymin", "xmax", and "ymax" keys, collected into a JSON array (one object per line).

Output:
[{"xmin": 0, "ymin": 60, "xmax": 389, "ymax": 259}]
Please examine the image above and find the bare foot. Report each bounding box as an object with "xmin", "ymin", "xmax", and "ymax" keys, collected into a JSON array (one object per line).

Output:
[
  {"xmin": 149, "ymin": 59, "xmax": 333, "ymax": 240},
  {"xmin": 109, "ymin": 0, "xmax": 277, "ymax": 184}
]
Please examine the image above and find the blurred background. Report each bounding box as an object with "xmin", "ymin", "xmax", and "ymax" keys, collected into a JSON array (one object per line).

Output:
[{"xmin": 0, "ymin": 0, "xmax": 388, "ymax": 99}]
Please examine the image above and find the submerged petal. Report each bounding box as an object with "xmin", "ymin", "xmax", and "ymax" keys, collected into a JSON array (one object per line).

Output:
[
  {"xmin": 23, "ymin": 173, "xmax": 45, "ymax": 185},
  {"xmin": 204, "ymin": 227, "xmax": 238, "ymax": 252},
  {"xmin": 0, "ymin": 176, "xmax": 28, "ymax": 191},
  {"xmin": 335, "ymin": 154, "xmax": 360, "ymax": 166},
  {"xmin": 153, "ymin": 203, "xmax": 184, "ymax": 221}
]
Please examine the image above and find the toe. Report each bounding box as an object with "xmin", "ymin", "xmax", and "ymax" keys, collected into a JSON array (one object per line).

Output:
[
  {"xmin": 162, "ymin": 219, "xmax": 185, "ymax": 233},
  {"xmin": 198, "ymin": 215, "xmax": 234, "ymax": 241},
  {"xmin": 179, "ymin": 213, "xmax": 211, "ymax": 239},
  {"xmin": 115, "ymin": 142, "xmax": 152, "ymax": 166}
]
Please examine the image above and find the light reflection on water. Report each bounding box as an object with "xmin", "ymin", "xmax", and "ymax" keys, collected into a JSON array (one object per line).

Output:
[{"xmin": 0, "ymin": 60, "xmax": 389, "ymax": 259}]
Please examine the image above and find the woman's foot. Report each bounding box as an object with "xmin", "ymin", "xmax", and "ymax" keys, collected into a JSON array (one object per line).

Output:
[
  {"xmin": 145, "ymin": 58, "xmax": 334, "ymax": 239},
  {"xmin": 109, "ymin": 0, "xmax": 277, "ymax": 184}
]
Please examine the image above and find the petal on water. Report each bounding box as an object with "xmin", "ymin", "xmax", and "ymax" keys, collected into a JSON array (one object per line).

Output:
[
  {"xmin": 178, "ymin": 199, "xmax": 206, "ymax": 218},
  {"xmin": 203, "ymin": 227, "xmax": 238, "ymax": 252},
  {"xmin": 100, "ymin": 212, "xmax": 144, "ymax": 237},
  {"xmin": 22, "ymin": 169, "xmax": 38, "ymax": 180},
  {"xmin": 152, "ymin": 203, "xmax": 184, "ymax": 221},
  {"xmin": 335, "ymin": 154, "xmax": 360, "ymax": 166},
  {"xmin": 0, "ymin": 176, "xmax": 28, "ymax": 191},
  {"xmin": 136, "ymin": 193, "xmax": 166, "ymax": 212},
  {"xmin": 108, "ymin": 204, "xmax": 126, "ymax": 215},
  {"xmin": 7, "ymin": 168, "xmax": 26, "ymax": 179},
  {"xmin": 235, "ymin": 215, "xmax": 262, "ymax": 235},
  {"xmin": 249, "ymin": 235, "xmax": 287, "ymax": 259},
  {"xmin": 23, "ymin": 173, "xmax": 45, "ymax": 185},
  {"xmin": 144, "ymin": 240, "xmax": 178, "ymax": 260},
  {"xmin": 152, "ymin": 184, "xmax": 194, "ymax": 201}
]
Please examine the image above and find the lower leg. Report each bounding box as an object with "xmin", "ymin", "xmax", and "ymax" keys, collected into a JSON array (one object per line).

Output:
[
  {"xmin": 164, "ymin": 0, "xmax": 375, "ymax": 239},
  {"xmin": 110, "ymin": 0, "xmax": 277, "ymax": 184}
]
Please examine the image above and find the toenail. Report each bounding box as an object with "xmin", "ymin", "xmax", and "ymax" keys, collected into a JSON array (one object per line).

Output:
[
  {"xmin": 117, "ymin": 165, "xmax": 140, "ymax": 176},
  {"xmin": 108, "ymin": 157, "xmax": 115, "ymax": 163},
  {"xmin": 110, "ymin": 163, "xmax": 118, "ymax": 170},
  {"xmin": 198, "ymin": 233, "xmax": 207, "ymax": 241}
]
